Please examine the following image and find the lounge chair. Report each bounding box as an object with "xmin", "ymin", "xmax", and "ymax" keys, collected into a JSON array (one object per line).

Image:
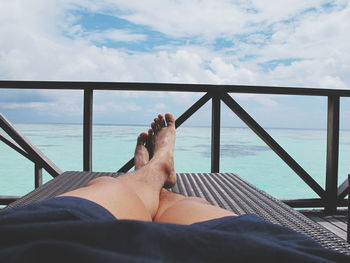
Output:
[{"xmin": 6, "ymin": 171, "xmax": 350, "ymax": 255}]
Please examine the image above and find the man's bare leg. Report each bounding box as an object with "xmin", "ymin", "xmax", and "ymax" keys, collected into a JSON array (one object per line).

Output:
[
  {"xmin": 154, "ymin": 189, "xmax": 237, "ymax": 225},
  {"xmin": 133, "ymin": 116, "xmax": 237, "ymax": 225},
  {"xmin": 59, "ymin": 112, "xmax": 235, "ymax": 224},
  {"xmin": 59, "ymin": 113, "xmax": 177, "ymax": 221}
]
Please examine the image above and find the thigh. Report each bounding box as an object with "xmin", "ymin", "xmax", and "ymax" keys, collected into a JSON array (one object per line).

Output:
[
  {"xmin": 155, "ymin": 194, "xmax": 237, "ymax": 225},
  {"xmin": 59, "ymin": 176, "xmax": 152, "ymax": 221}
]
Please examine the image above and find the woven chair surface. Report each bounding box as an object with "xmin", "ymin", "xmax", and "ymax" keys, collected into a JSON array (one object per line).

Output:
[{"xmin": 6, "ymin": 171, "xmax": 350, "ymax": 255}]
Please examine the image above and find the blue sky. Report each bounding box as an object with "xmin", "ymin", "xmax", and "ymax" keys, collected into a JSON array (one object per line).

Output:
[{"xmin": 0, "ymin": 0, "xmax": 350, "ymax": 128}]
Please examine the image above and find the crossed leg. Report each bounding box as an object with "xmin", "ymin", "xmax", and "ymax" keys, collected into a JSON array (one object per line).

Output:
[
  {"xmin": 155, "ymin": 189, "xmax": 236, "ymax": 225},
  {"xmin": 59, "ymin": 113, "xmax": 236, "ymax": 224}
]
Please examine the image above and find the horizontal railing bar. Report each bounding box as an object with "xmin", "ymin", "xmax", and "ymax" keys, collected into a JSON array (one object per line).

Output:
[
  {"xmin": 282, "ymin": 198, "xmax": 348, "ymax": 208},
  {"xmin": 1, "ymin": 81, "xmax": 350, "ymax": 97},
  {"xmin": 282, "ymin": 198, "xmax": 324, "ymax": 208},
  {"xmin": 0, "ymin": 196, "xmax": 21, "ymax": 205}
]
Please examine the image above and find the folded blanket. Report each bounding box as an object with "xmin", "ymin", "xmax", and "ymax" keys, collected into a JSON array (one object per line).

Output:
[{"xmin": 1, "ymin": 196, "xmax": 349, "ymax": 263}]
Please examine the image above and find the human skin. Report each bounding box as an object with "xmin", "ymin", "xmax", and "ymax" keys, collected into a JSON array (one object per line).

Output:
[{"xmin": 59, "ymin": 113, "xmax": 236, "ymax": 224}]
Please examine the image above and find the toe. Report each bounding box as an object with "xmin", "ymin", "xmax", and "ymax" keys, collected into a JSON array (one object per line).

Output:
[
  {"xmin": 146, "ymin": 129, "xmax": 154, "ymax": 147},
  {"xmin": 137, "ymin": 132, "xmax": 148, "ymax": 145},
  {"xmin": 146, "ymin": 129, "xmax": 154, "ymax": 157},
  {"xmin": 165, "ymin": 113, "xmax": 175, "ymax": 126},
  {"xmin": 154, "ymin": 117, "xmax": 161, "ymax": 131},
  {"xmin": 151, "ymin": 121, "xmax": 158, "ymax": 134},
  {"xmin": 158, "ymin": 114, "xmax": 165, "ymax": 127}
]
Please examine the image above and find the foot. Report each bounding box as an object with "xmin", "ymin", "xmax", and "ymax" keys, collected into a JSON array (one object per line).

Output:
[
  {"xmin": 134, "ymin": 132, "xmax": 150, "ymax": 170},
  {"xmin": 151, "ymin": 113, "xmax": 177, "ymax": 188}
]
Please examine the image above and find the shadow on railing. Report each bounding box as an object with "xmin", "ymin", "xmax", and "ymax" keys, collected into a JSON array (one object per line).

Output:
[{"xmin": 0, "ymin": 81, "xmax": 349, "ymax": 213}]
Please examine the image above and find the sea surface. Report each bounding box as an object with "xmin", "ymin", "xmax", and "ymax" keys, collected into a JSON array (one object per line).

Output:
[{"xmin": 1, "ymin": 123, "xmax": 350, "ymax": 199}]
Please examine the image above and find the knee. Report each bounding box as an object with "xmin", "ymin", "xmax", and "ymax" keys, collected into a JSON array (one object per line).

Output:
[
  {"xmin": 86, "ymin": 176, "xmax": 116, "ymax": 186},
  {"xmin": 159, "ymin": 191, "xmax": 210, "ymax": 206},
  {"xmin": 184, "ymin": 197, "xmax": 211, "ymax": 205}
]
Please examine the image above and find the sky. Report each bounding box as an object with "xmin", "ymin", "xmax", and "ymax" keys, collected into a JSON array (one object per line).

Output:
[{"xmin": 0, "ymin": 0, "xmax": 350, "ymax": 128}]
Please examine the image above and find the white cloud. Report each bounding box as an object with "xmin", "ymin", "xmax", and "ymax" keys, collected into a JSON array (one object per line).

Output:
[
  {"xmin": 0, "ymin": 102, "xmax": 54, "ymax": 110},
  {"xmin": 208, "ymin": 58, "xmax": 256, "ymax": 84},
  {"xmin": 94, "ymin": 102, "xmax": 141, "ymax": 113},
  {"xmin": 232, "ymin": 94, "xmax": 280, "ymax": 108},
  {"xmin": 116, "ymin": 1, "xmax": 248, "ymax": 39},
  {"xmin": 82, "ymin": 0, "xmax": 339, "ymax": 41},
  {"xmin": 155, "ymin": 103, "xmax": 166, "ymax": 110},
  {"xmin": 0, "ymin": 0, "xmax": 349, "ymax": 126},
  {"xmin": 1, "ymin": 0, "xmax": 348, "ymax": 87},
  {"xmin": 85, "ymin": 29, "xmax": 146, "ymax": 43},
  {"xmin": 0, "ymin": 97, "xmax": 82, "ymax": 117}
]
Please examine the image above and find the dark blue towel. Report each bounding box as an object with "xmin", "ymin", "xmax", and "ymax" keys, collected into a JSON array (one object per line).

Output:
[{"xmin": 0, "ymin": 197, "xmax": 349, "ymax": 262}]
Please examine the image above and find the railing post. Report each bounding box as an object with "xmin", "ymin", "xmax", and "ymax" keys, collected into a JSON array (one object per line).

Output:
[
  {"xmin": 325, "ymin": 95, "xmax": 340, "ymax": 214},
  {"xmin": 211, "ymin": 93, "xmax": 221, "ymax": 173},
  {"xmin": 34, "ymin": 163, "xmax": 43, "ymax": 188},
  {"xmin": 84, "ymin": 88, "xmax": 93, "ymax": 171},
  {"xmin": 347, "ymin": 174, "xmax": 350, "ymax": 242}
]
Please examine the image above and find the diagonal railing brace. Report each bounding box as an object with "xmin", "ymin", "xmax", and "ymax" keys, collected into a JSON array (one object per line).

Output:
[
  {"xmin": 220, "ymin": 93, "xmax": 325, "ymax": 199},
  {"xmin": 0, "ymin": 113, "xmax": 62, "ymax": 177},
  {"xmin": 0, "ymin": 132, "xmax": 32, "ymax": 161},
  {"xmin": 337, "ymin": 178, "xmax": 349, "ymax": 201},
  {"xmin": 118, "ymin": 93, "xmax": 212, "ymax": 172}
]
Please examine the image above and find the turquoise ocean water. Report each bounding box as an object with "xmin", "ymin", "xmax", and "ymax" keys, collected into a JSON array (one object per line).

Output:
[{"xmin": 1, "ymin": 123, "xmax": 350, "ymax": 199}]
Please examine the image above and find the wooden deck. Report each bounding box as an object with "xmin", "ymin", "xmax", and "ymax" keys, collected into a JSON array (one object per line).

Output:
[{"xmin": 301, "ymin": 209, "xmax": 348, "ymax": 241}]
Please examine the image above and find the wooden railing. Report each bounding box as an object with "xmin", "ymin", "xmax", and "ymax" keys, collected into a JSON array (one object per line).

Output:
[{"xmin": 0, "ymin": 80, "xmax": 349, "ymax": 213}]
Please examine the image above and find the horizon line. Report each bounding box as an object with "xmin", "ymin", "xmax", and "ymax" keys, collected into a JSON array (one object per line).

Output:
[{"xmin": 12, "ymin": 122, "xmax": 349, "ymax": 131}]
